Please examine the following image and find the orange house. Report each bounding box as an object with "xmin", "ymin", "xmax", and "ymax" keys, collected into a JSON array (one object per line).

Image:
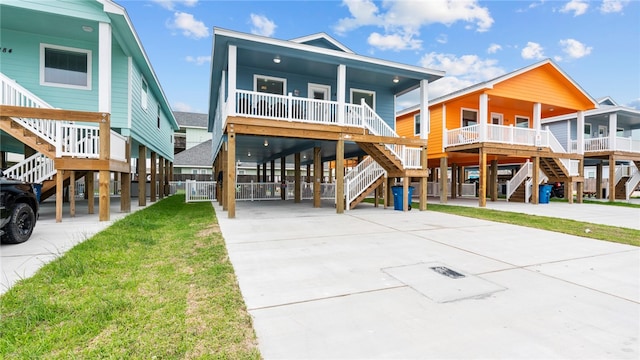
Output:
[{"xmin": 396, "ymin": 59, "xmax": 598, "ymax": 206}]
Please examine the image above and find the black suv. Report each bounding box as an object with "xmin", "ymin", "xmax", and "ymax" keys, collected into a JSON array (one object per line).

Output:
[{"xmin": 0, "ymin": 170, "xmax": 38, "ymax": 244}]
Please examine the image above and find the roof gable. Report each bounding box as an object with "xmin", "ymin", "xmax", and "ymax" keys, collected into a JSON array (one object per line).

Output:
[{"xmin": 289, "ymin": 33, "xmax": 354, "ymax": 54}]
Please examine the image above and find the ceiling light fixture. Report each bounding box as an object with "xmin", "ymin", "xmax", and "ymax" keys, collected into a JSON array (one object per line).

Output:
[
  {"xmin": 273, "ymin": 55, "xmax": 281, "ymax": 64},
  {"xmin": 264, "ymin": 139, "xmax": 269, "ymax": 147},
  {"xmin": 247, "ymin": 151, "xmax": 251, "ymax": 157},
  {"xmin": 82, "ymin": 25, "xmax": 94, "ymax": 32},
  {"xmin": 393, "ymin": 76, "xmax": 399, "ymax": 83}
]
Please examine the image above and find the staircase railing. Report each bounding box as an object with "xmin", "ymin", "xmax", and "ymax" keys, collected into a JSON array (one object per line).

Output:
[
  {"xmin": 524, "ymin": 170, "xmax": 549, "ymax": 203},
  {"xmin": 360, "ymin": 101, "xmax": 404, "ymax": 163},
  {"xmin": 506, "ymin": 161, "xmax": 530, "ymax": 201},
  {"xmin": 3, "ymin": 153, "xmax": 55, "ymax": 184},
  {"xmin": 625, "ymin": 163, "xmax": 640, "ymax": 201},
  {"xmin": 547, "ymin": 132, "xmax": 575, "ymax": 175},
  {"xmin": 345, "ymin": 160, "xmax": 385, "ymax": 210}
]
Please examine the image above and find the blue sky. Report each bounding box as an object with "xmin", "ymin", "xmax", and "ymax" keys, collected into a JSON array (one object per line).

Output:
[{"xmin": 121, "ymin": 0, "xmax": 640, "ymax": 114}]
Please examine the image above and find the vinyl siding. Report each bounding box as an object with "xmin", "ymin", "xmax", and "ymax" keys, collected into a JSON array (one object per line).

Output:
[
  {"xmin": 547, "ymin": 122, "xmax": 569, "ymax": 149},
  {"xmin": 0, "ymin": 28, "xmax": 98, "ymax": 110},
  {"xmin": 111, "ymin": 41, "xmax": 129, "ymax": 129}
]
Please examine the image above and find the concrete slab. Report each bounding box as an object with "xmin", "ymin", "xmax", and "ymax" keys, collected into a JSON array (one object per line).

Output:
[{"xmin": 215, "ymin": 200, "xmax": 640, "ymax": 359}]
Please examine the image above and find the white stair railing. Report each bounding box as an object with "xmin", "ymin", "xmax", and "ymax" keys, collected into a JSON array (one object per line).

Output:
[
  {"xmin": 345, "ymin": 160, "xmax": 385, "ymax": 210},
  {"xmin": 3, "ymin": 153, "xmax": 55, "ymax": 184},
  {"xmin": 360, "ymin": 101, "xmax": 406, "ymax": 165},
  {"xmin": 506, "ymin": 161, "xmax": 531, "ymax": 201},
  {"xmin": 625, "ymin": 163, "xmax": 640, "ymax": 201},
  {"xmin": 524, "ymin": 170, "xmax": 549, "ymax": 203},
  {"xmin": 547, "ymin": 132, "xmax": 575, "ymax": 175}
]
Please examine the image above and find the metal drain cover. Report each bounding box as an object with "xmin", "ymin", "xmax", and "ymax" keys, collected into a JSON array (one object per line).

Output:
[
  {"xmin": 383, "ymin": 262, "xmax": 506, "ymax": 303},
  {"xmin": 430, "ymin": 266, "xmax": 465, "ymax": 279}
]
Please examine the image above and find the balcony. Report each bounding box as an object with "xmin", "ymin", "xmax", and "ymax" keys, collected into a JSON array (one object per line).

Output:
[
  {"xmin": 570, "ymin": 137, "xmax": 640, "ymax": 154},
  {"xmin": 445, "ymin": 124, "xmax": 551, "ymax": 148}
]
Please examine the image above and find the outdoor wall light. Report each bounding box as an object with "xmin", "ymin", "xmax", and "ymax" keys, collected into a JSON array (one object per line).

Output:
[
  {"xmin": 273, "ymin": 55, "xmax": 281, "ymax": 64},
  {"xmin": 393, "ymin": 76, "xmax": 399, "ymax": 83}
]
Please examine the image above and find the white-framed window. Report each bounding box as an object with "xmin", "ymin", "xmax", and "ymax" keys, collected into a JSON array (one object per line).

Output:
[
  {"xmin": 616, "ymin": 127, "xmax": 624, "ymax": 136},
  {"xmin": 254, "ymin": 74, "xmax": 286, "ymax": 95},
  {"xmin": 40, "ymin": 43, "xmax": 91, "ymax": 90},
  {"xmin": 414, "ymin": 114, "xmax": 421, "ymax": 136},
  {"xmin": 515, "ymin": 116, "xmax": 529, "ymax": 128},
  {"xmin": 584, "ymin": 123, "xmax": 592, "ymax": 138},
  {"xmin": 461, "ymin": 108, "xmax": 478, "ymax": 127},
  {"xmin": 598, "ymin": 125, "xmax": 607, "ymax": 137},
  {"xmin": 350, "ymin": 88, "xmax": 375, "ymax": 110},
  {"xmin": 141, "ymin": 77, "xmax": 148, "ymax": 110}
]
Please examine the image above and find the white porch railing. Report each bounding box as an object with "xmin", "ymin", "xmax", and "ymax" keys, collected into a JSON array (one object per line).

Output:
[
  {"xmin": 3, "ymin": 153, "xmax": 55, "ymax": 184},
  {"xmin": 625, "ymin": 163, "xmax": 640, "ymax": 200},
  {"xmin": 345, "ymin": 160, "xmax": 385, "ymax": 210},
  {"xmin": 445, "ymin": 124, "xmax": 550, "ymax": 148},
  {"xmin": 571, "ymin": 137, "xmax": 640, "ymax": 153},
  {"xmin": 403, "ymin": 147, "xmax": 422, "ymax": 169}
]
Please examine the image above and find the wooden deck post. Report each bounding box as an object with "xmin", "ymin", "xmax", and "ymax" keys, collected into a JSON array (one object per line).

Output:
[
  {"xmin": 402, "ymin": 176, "xmax": 409, "ymax": 212},
  {"xmin": 336, "ymin": 139, "xmax": 345, "ymax": 213},
  {"xmin": 490, "ymin": 159, "xmax": 498, "ymax": 202},
  {"xmin": 567, "ymin": 178, "xmax": 574, "ymax": 204},
  {"xmin": 532, "ymin": 156, "xmax": 539, "ymax": 205},
  {"xmin": 165, "ymin": 159, "xmax": 170, "ymax": 196},
  {"xmin": 479, "ymin": 149, "xmax": 487, "ymax": 207},
  {"xmin": 256, "ymin": 164, "xmax": 261, "ymax": 182},
  {"xmin": 56, "ymin": 169, "xmax": 63, "ymax": 222},
  {"xmin": 280, "ymin": 156, "xmax": 286, "ymax": 200},
  {"xmin": 69, "ymin": 171, "xmax": 76, "ymax": 217},
  {"xmin": 270, "ymin": 160, "xmax": 275, "ymax": 183},
  {"xmin": 596, "ymin": 162, "xmax": 603, "ymax": 199},
  {"xmin": 263, "ymin": 162, "xmax": 268, "ymax": 183},
  {"xmin": 608, "ymin": 154, "xmax": 615, "ymax": 202},
  {"xmin": 158, "ymin": 157, "xmax": 164, "ymax": 199},
  {"xmin": 150, "ymin": 151, "xmax": 157, "ymax": 202},
  {"xmin": 313, "ymin": 146, "xmax": 321, "ymax": 208},
  {"xmin": 419, "ymin": 146, "xmax": 427, "ymax": 211},
  {"xmin": 98, "ymin": 170, "xmax": 110, "ymax": 221},
  {"xmin": 439, "ymin": 157, "xmax": 448, "ymax": 204},
  {"xmin": 577, "ymin": 159, "xmax": 584, "ymax": 204},
  {"xmin": 386, "ymin": 176, "xmax": 393, "ymax": 208},
  {"xmin": 451, "ymin": 164, "xmax": 457, "ymax": 200},
  {"xmin": 87, "ymin": 171, "xmax": 95, "ymax": 214},
  {"xmin": 294, "ymin": 153, "xmax": 301, "ymax": 203},
  {"xmin": 138, "ymin": 145, "xmax": 147, "ymax": 206},
  {"xmin": 221, "ymin": 144, "xmax": 227, "ymax": 210},
  {"xmin": 459, "ymin": 166, "xmax": 465, "ymax": 196},
  {"xmin": 227, "ymin": 133, "xmax": 236, "ymax": 218}
]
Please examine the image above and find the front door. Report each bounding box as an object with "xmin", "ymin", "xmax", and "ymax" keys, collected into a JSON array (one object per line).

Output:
[
  {"xmin": 598, "ymin": 125, "xmax": 608, "ymax": 137},
  {"xmin": 308, "ymin": 83, "xmax": 331, "ymax": 121}
]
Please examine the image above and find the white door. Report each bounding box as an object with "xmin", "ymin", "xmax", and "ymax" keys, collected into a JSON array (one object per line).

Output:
[
  {"xmin": 308, "ymin": 83, "xmax": 331, "ymax": 121},
  {"xmin": 598, "ymin": 125, "xmax": 608, "ymax": 137},
  {"xmin": 491, "ymin": 113, "xmax": 503, "ymax": 125}
]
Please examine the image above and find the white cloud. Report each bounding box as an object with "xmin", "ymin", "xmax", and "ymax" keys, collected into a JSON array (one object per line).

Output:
[
  {"xmin": 250, "ymin": 14, "xmax": 276, "ymax": 37},
  {"xmin": 560, "ymin": 0, "xmax": 589, "ymax": 16},
  {"xmin": 420, "ymin": 52, "xmax": 506, "ymax": 98},
  {"xmin": 487, "ymin": 43, "xmax": 502, "ymax": 54},
  {"xmin": 559, "ymin": 38, "xmax": 592, "ymax": 59},
  {"xmin": 173, "ymin": 102, "xmax": 193, "ymax": 112},
  {"xmin": 334, "ymin": 0, "xmax": 493, "ymax": 52},
  {"xmin": 436, "ymin": 34, "xmax": 448, "ymax": 44},
  {"xmin": 152, "ymin": 0, "xmax": 198, "ymax": 11},
  {"xmin": 626, "ymin": 98, "xmax": 640, "ymax": 110},
  {"xmin": 367, "ymin": 32, "xmax": 422, "ymax": 51},
  {"xmin": 185, "ymin": 55, "xmax": 211, "ymax": 65},
  {"xmin": 600, "ymin": 0, "xmax": 629, "ymax": 13},
  {"xmin": 168, "ymin": 12, "xmax": 209, "ymax": 39},
  {"xmin": 521, "ymin": 42, "xmax": 545, "ymax": 60}
]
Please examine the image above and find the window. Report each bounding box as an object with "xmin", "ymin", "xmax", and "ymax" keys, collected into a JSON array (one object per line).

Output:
[
  {"xmin": 617, "ymin": 127, "xmax": 625, "ymax": 136},
  {"xmin": 350, "ymin": 89, "xmax": 375, "ymax": 110},
  {"xmin": 40, "ymin": 44, "xmax": 91, "ymax": 89},
  {"xmin": 584, "ymin": 123, "xmax": 592, "ymax": 138},
  {"xmin": 597, "ymin": 125, "xmax": 607, "ymax": 137},
  {"xmin": 414, "ymin": 114, "xmax": 420, "ymax": 136},
  {"xmin": 491, "ymin": 113, "xmax": 503, "ymax": 125},
  {"xmin": 462, "ymin": 109, "xmax": 477, "ymax": 127},
  {"xmin": 141, "ymin": 78, "xmax": 148, "ymax": 110},
  {"xmin": 515, "ymin": 116, "xmax": 529, "ymax": 128},
  {"xmin": 254, "ymin": 75, "xmax": 286, "ymax": 95}
]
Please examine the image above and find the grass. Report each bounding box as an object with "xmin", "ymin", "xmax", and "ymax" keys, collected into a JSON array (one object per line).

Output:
[
  {"xmin": 0, "ymin": 195, "xmax": 260, "ymax": 359},
  {"xmin": 410, "ymin": 202, "xmax": 640, "ymax": 247},
  {"xmin": 550, "ymin": 197, "xmax": 640, "ymax": 208}
]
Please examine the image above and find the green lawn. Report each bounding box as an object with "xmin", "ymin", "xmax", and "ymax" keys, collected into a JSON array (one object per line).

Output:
[{"xmin": 0, "ymin": 195, "xmax": 260, "ymax": 359}]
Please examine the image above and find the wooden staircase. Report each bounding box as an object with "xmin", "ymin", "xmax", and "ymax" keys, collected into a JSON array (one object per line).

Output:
[
  {"xmin": 347, "ymin": 175, "xmax": 384, "ymax": 209},
  {"xmin": 508, "ymin": 182, "xmax": 528, "ymax": 203},
  {"xmin": 614, "ymin": 176, "xmax": 630, "ymax": 200},
  {"xmin": 0, "ymin": 116, "xmax": 56, "ymax": 158},
  {"xmin": 540, "ymin": 157, "xmax": 569, "ymax": 180},
  {"xmin": 356, "ymin": 142, "xmax": 403, "ymax": 173},
  {"xmin": 40, "ymin": 171, "xmax": 89, "ymax": 202}
]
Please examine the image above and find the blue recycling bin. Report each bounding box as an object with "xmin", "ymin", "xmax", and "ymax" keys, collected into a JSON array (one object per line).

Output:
[
  {"xmin": 391, "ymin": 186, "xmax": 414, "ymax": 211},
  {"xmin": 539, "ymin": 184, "xmax": 552, "ymax": 204},
  {"xmin": 32, "ymin": 183, "xmax": 42, "ymax": 203}
]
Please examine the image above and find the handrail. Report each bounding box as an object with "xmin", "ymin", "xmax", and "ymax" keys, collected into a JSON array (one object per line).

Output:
[
  {"xmin": 506, "ymin": 161, "xmax": 530, "ymax": 200},
  {"xmin": 360, "ymin": 101, "xmax": 405, "ymax": 163},
  {"xmin": 625, "ymin": 163, "xmax": 640, "ymax": 200},
  {"xmin": 2, "ymin": 152, "xmax": 55, "ymax": 184},
  {"xmin": 345, "ymin": 160, "xmax": 385, "ymax": 210}
]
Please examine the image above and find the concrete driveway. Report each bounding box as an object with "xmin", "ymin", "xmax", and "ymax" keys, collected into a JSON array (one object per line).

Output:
[{"xmin": 215, "ymin": 200, "xmax": 639, "ymax": 359}]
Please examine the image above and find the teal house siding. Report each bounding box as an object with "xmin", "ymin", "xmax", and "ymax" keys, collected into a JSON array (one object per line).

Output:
[{"xmin": 110, "ymin": 42, "xmax": 130, "ymax": 130}]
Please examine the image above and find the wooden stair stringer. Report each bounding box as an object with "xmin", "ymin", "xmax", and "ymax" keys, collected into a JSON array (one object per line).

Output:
[{"xmin": 0, "ymin": 116, "xmax": 56, "ymax": 158}]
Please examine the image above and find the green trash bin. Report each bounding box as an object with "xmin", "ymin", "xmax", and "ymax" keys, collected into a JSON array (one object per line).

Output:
[{"xmin": 391, "ymin": 186, "xmax": 414, "ymax": 211}]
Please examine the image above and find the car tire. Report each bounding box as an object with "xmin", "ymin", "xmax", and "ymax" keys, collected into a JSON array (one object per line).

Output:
[{"xmin": 2, "ymin": 203, "xmax": 36, "ymax": 244}]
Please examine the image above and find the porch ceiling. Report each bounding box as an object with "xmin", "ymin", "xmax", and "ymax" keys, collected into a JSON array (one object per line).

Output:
[{"xmin": 1, "ymin": 5, "xmax": 100, "ymax": 42}]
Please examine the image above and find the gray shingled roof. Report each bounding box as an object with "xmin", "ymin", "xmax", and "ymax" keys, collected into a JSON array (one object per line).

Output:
[
  {"xmin": 174, "ymin": 139, "xmax": 212, "ymax": 167},
  {"xmin": 173, "ymin": 111, "xmax": 208, "ymax": 128}
]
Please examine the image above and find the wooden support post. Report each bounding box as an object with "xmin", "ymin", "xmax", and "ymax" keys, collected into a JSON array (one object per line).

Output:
[
  {"xmin": 386, "ymin": 176, "xmax": 393, "ymax": 208},
  {"xmin": 165, "ymin": 159, "xmax": 170, "ymax": 196},
  {"xmin": 270, "ymin": 160, "xmax": 275, "ymax": 183},
  {"xmin": 306, "ymin": 164, "xmax": 311, "ymax": 183},
  {"xmin": 280, "ymin": 156, "xmax": 286, "ymax": 200},
  {"xmin": 459, "ymin": 166, "xmax": 465, "ymax": 196},
  {"xmin": 336, "ymin": 139, "xmax": 345, "ymax": 213},
  {"xmin": 451, "ymin": 164, "xmax": 457, "ymax": 200},
  {"xmin": 374, "ymin": 182, "xmax": 380, "ymax": 208},
  {"xmin": 158, "ymin": 157, "xmax": 164, "ymax": 199},
  {"xmin": 221, "ymin": 145, "xmax": 227, "ymax": 209},
  {"xmin": 490, "ymin": 159, "xmax": 498, "ymax": 202},
  {"xmin": 313, "ymin": 147, "xmax": 322, "ymax": 208},
  {"xmin": 567, "ymin": 179, "xmax": 574, "ymax": 204},
  {"xmin": 532, "ymin": 157, "xmax": 539, "ymax": 205},
  {"xmin": 419, "ymin": 146, "xmax": 427, "ymax": 211},
  {"xmin": 56, "ymin": 169, "xmax": 63, "ymax": 222},
  {"xmin": 69, "ymin": 171, "xmax": 76, "ymax": 217},
  {"xmin": 479, "ymin": 149, "xmax": 487, "ymax": 207},
  {"xmin": 150, "ymin": 152, "xmax": 157, "ymax": 202},
  {"xmin": 439, "ymin": 157, "xmax": 448, "ymax": 204},
  {"xmin": 577, "ymin": 160, "xmax": 584, "ymax": 204},
  {"xmin": 98, "ymin": 170, "xmax": 110, "ymax": 221},
  {"xmin": 256, "ymin": 164, "xmax": 261, "ymax": 182},
  {"xmin": 227, "ymin": 133, "xmax": 236, "ymax": 218},
  {"xmin": 87, "ymin": 171, "xmax": 95, "ymax": 214},
  {"xmin": 294, "ymin": 153, "xmax": 301, "ymax": 203},
  {"xmin": 138, "ymin": 145, "xmax": 147, "ymax": 206},
  {"xmin": 262, "ymin": 162, "xmax": 267, "ymax": 183},
  {"xmin": 608, "ymin": 154, "xmax": 615, "ymax": 202},
  {"xmin": 121, "ymin": 170, "xmax": 131, "ymax": 213},
  {"xmin": 596, "ymin": 162, "xmax": 603, "ymax": 199},
  {"xmin": 402, "ymin": 176, "xmax": 409, "ymax": 212}
]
